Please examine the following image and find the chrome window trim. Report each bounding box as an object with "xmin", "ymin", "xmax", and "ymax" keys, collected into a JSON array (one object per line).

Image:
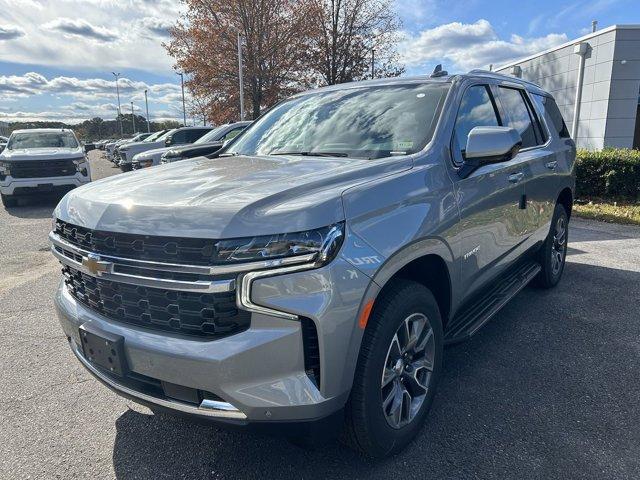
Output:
[{"xmin": 71, "ymin": 340, "xmax": 247, "ymax": 419}]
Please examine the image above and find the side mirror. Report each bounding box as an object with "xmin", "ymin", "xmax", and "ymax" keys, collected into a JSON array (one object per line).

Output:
[
  {"xmin": 165, "ymin": 136, "xmax": 173, "ymax": 147},
  {"xmin": 458, "ymin": 126, "xmax": 522, "ymax": 178},
  {"xmin": 84, "ymin": 143, "xmax": 96, "ymax": 153}
]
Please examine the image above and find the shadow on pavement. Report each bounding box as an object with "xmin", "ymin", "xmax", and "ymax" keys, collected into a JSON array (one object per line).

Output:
[
  {"xmin": 111, "ymin": 260, "xmax": 640, "ymax": 479},
  {"xmin": 3, "ymin": 192, "xmax": 67, "ymax": 219}
]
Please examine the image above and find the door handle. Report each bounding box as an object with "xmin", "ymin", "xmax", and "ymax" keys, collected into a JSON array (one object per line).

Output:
[
  {"xmin": 508, "ymin": 172, "xmax": 524, "ymax": 183},
  {"xmin": 545, "ymin": 160, "xmax": 558, "ymax": 170}
]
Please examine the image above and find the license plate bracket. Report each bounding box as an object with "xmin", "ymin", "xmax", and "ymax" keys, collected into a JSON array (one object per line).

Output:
[{"xmin": 79, "ymin": 323, "xmax": 128, "ymax": 377}]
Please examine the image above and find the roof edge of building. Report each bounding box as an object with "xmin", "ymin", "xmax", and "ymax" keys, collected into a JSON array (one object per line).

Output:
[{"xmin": 494, "ymin": 24, "xmax": 640, "ymax": 72}]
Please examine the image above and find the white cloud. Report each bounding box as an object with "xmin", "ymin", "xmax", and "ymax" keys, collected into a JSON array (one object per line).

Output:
[
  {"xmin": 401, "ymin": 19, "xmax": 568, "ymax": 71},
  {"xmin": 0, "ymin": 24, "xmax": 25, "ymax": 40},
  {"xmin": 0, "ymin": 0, "xmax": 183, "ymax": 72},
  {"xmin": 44, "ymin": 18, "xmax": 117, "ymax": 43}
]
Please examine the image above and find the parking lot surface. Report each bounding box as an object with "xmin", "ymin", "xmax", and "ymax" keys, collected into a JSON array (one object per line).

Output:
[{"xmin": 1, "ymin": 151, "xmax": 639, "ymax": 479}]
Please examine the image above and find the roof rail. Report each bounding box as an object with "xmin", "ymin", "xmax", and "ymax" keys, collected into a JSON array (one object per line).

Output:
[{"xmin": 466, "ymin": 69, "xmax": 542, "ymax": 89}]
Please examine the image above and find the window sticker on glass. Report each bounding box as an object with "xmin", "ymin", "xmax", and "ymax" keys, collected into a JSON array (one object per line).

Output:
[{"xmin": 395, "ymin": 141, "xmax": 413, "ymax": 150}]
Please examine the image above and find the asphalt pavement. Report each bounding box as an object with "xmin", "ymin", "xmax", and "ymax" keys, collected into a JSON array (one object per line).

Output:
[{"xmin": 1, "ymin": 151, "xmax": 639, "ymax": 479}]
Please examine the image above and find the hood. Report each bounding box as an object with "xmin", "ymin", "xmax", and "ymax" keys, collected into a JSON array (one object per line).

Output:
[
  {"xmin": 1, "ymin": 147, "xmax": 83, "ymax": 161},
  {"xmin": 166, "ymin": 142, "xmax": 223, "ymax": 158},
  {"xmin": 133, "ymin": 146, "xmax": 172, "ymax": 161},
  {"xmin": 55, "ymin": 154, "xmax": 412, "ymax": 239}
]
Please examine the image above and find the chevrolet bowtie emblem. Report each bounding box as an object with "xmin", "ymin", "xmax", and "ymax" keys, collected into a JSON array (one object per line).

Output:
[{"xmin": 81, "ymin": 253, "xmax": 111, "ymax": 276}]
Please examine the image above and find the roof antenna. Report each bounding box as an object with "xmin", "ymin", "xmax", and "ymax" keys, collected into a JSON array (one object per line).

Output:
[{"xmin": 430, "ymin": 64, "xmax": 448, "ymax": 78}]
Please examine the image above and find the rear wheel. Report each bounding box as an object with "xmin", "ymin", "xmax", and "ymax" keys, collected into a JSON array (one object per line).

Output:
[
  {"xmin": 1, "ymin": 193, "xmax": 17, "ymax": 208},
  {"xmin": 343, "ymin": 280, "xmax": 443, "ymax": 457},
  {"xmin": 535, "ymin": 203, "xmax": 568, "ymax": 288}
]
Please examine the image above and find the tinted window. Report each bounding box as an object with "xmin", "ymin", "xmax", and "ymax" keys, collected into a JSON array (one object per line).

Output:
[
  {"xmin": 498, "ymin": 87, "xmax": 539, "ymax": 148},
  {"xmin": 186, "ymin": 129, "xmax": 209, "ymax": 143},
  {"xmin": 171, "ymin": 130, "xmax": 188, "ymax": 144},
  {"xmin": 532, "ymin": 94, "xmax": 570, "ymax": 138},
  {"xmin": 227, "ymin": 84, "xmax": 450, "ymax": 160},
  {"xmin": 453, "ymin": 85, "xmax": 500, "ymax": 162}
]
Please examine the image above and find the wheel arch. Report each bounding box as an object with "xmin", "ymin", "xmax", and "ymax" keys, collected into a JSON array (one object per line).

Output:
[{"xmin": 557, "ymin": 187, "xmax": 573, "ymax": 219}]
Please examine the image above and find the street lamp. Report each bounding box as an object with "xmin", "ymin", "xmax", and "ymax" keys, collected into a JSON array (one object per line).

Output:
[
  {"xmin": 144, "ymin": 89, "xmax": 150, "ymax": 133},
  {"xmin": 176, "ymin": 71, "xmax": 187, "ymax": 126},
  {"xmin": 237, "ymin": 32, "xmax": 245, "ymax": 121},
  {"xmin": 130, "ymin": 101, "xmax": 136, "ymax": 134},
  {"xmin": 112, "ymin": 72, "xmax": 123, "ymax": 136}
]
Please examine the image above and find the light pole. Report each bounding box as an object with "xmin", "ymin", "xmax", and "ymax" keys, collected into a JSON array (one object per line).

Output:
[
  {"xmin": 130, "ymin": 101, "xmax": 136, "ymax": 133},
  {"xmin": 144, "ymin": 89, "xmax": 150, "ymax": 133},
  {"xmin": 237, "ymin": 32, "xmax": 245, "ymax": 120},
  {"xmin": 176, "ymin": 72, "xmax": 186, "ymax": 126},
  {"xmin": 112, "ymin": 72, "xmax": 123, "ymax": 136},
  {"xmin": 371, "ymin": 48, "xmax": 375, "ymax": 79}
]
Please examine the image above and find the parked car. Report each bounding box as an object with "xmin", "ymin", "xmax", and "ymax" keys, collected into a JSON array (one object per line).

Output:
[
  {"xmin": 118, "ymin": 127, "xmax": 212, "ymax": 171},
  {"xmin": 50, "ymin": 70, "xmax": 575, "ymax": 456},
  {"xmin": 1, "ymin": 128, "xmax": 92, "ymax": 207},
  {"xmin": 0, "ymin": 135, "xmax": 7, "ymax": 154},
  {"xmin": 159, "ymin": 121, "xmax": 251, "ymax": 166},
  {"xmin": 105, "ymin": 133, "xmax": 152, "ymax": 162},
  {"xmin": 131, "ymin": 126, "xmax": 218, "ymax": 170}
]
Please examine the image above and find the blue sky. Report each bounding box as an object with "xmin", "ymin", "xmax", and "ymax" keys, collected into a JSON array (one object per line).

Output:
[{"xmin": 0, "ymin": 0, "xmax": 638, "ymax": 123}]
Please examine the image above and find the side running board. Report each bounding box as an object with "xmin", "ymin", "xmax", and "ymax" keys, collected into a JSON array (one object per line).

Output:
[{"xmin": 444, "ymin": 260, "xmax": 541, "ymax": 344}]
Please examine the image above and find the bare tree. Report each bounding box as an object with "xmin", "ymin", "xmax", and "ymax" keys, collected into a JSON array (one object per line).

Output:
[
  {"xmin": 306, "ymin": 0, "xmax": 404, "ymax": 85},
  {"xmin": 165, "ymin": 0, "xmax": 315, "ymax": 123}
]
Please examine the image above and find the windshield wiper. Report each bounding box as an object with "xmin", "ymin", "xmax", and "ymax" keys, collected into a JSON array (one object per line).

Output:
[{"xmin": 269, "ymin": 151, "xmax": 349, "ymax": 157}]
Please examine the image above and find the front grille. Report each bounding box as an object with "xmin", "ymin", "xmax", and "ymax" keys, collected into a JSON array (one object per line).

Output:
[
  {"xmin": 10, "ymin": 159, "xmax": 76, "ymax": 179},
  {"xmin": 55, "ymin": 219, "xmax": 226, "ymax": 266},
  {"xmin": 62, "ymin": 265, "xmax": 250, "ymax": 338}
]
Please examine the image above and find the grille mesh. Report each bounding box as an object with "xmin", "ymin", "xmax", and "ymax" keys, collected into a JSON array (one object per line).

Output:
[
  {"xmin": 62, "ymin": 265, "xmax": 250, "ymax": 338},
  {"xmin": 11, "ymin": 159, "xmax": 76, "ymax": 179},
  {"xmin": 55, "ymin": 219, "xmax": 222, "ymax": 266}
]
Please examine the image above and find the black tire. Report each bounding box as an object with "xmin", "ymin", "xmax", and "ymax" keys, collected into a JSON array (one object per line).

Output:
[
  {"xmin": 534, "ymin": 203, "xmax": 568, "ymax": 288},
  {"xmin": 343, "ymin": 279, "xmax": 444, "ymax": 458},
  {"xmin": 120, "ymin": 164, "xmax": 132, "ymax": 172},
  {"xmin": 1, "ymin": 193, "xmax": 17, "ymax": 208}
]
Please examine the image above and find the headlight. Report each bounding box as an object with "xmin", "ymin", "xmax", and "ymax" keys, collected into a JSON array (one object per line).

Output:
[
  {"xmin": 216, "ymin": 223, "xmax": 344, "ymax": 266},
  {"xmin": 0, "ymin": 161, "xmax": 10, "ymax": 177}
]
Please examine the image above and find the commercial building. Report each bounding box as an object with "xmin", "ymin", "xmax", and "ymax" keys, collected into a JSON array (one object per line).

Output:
[{"xmin": 496, "ymin": 24, "xmax": 640, "ymax": 150}]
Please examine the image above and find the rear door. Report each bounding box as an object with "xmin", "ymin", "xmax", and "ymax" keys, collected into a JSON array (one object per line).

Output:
[
  {"xmin": 451, "ymin": 83, "xmax": 528, "ymax": 297},
  {"xmin": 494, "ymin": 85, "xmax": 555, "ymax": 242}
]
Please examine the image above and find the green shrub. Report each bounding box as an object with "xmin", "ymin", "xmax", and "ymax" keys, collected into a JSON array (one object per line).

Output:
[{"xmin": 576, "ymin": 148, "xmax": 640, "ymax": 201}]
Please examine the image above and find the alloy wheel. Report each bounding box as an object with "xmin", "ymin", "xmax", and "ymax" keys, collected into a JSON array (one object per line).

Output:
[
  {"xmin": 551, "ymin": 215, "xmax": 567, "ymax": 276},
  {"xmin": 381, "ymin": 313, "xmax": 435, "ymax": 429}
]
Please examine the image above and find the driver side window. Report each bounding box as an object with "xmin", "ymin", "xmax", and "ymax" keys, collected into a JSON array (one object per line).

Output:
[{"xmin": 452, "ymin": 85, "xmax": 501, "ymax": 165}]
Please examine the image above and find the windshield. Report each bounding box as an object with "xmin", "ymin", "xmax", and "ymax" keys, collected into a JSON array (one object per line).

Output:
[
  {"xmin": 7, "ymin": 131, "xmax": 79, "ymax": 150},
  {"xmin": 195, "ymin": 125, "xmax": 228, "ymax": 144},
  {"xmin": 143, "ymin": 130, "xmax": 165, "ymax": 142},
  {"xmin": 227, "ymin": 84, "xmax": 449, "ymax": 159}
]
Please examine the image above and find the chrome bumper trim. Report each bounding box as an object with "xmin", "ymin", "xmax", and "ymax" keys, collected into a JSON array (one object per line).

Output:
[{"xmin": 72, "ymin": 341, "xmax": 247, "ymax": 420}]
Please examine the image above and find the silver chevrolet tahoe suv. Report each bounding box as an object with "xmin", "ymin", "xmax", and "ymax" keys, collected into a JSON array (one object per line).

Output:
[{"xmin": 50, "ymin": 70, "xmax": 575, "ymax": 457}]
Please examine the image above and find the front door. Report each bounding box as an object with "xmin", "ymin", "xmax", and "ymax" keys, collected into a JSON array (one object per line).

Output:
[{"xmin": 450, "ymin": 83, "xmax": 527, "ymax": 299}]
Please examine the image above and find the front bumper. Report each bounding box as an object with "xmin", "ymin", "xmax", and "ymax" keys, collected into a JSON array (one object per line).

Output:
[
  {"xmin": 54, "ymin": 254, "xmax": 373, "ymax": 423},
  {"xmin": 0, "ymin": 174, "xmax": 90, "ymax": 195}
]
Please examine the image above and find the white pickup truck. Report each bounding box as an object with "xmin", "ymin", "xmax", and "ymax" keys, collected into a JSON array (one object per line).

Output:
[{"xmin": 0, "ymin": 128, "xmax": 92, "ymax": 208}]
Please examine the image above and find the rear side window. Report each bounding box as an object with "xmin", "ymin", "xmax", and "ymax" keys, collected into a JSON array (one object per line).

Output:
[
  {"xmin": 532, "ymin": 94, "xmax": 570, "ymax": 138},
  {"xmin": 453, "ymin": 85, "xmax": 501, "ymax": 163},
  {"xmin": 498, "ymin": 87, "xmax": 541, "ymax": 148},
  {"xmin": 186, "ymin": 129, "xmax": 209, "ymax": 143}
]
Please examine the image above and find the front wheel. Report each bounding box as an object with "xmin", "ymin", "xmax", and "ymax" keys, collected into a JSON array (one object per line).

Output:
[
  {"xmin": 343, "ymin": 280, "xmax": 443, "ymax": 457},
  {"xmin": 535, "ymin": 203, "xmax": 568, "ymax": 288}
]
